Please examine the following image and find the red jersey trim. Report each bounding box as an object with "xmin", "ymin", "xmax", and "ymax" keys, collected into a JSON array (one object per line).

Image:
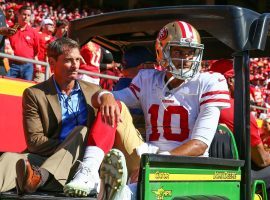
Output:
[
  {"xmin": 201, "ymin": 91, "xmax": 230, "ymax": 98},
  {"xmin": 129, "ymin": 85, "xmax": 139, "ymax": 100},
  {"xmin": 130, "ymin": 83, "xmax": 140, "ymax": 92},
  {"xmin": 200, "ymin": 98, "xmax": 231, "ymax": 106}
]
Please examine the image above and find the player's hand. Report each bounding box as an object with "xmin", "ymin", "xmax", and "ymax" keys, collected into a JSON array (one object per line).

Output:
[{"xmin": 99, "ymin": 93, "xmax": 122, "ymax": 127}]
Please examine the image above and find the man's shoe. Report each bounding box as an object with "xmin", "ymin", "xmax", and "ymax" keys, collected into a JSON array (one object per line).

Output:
[
  {"xmin": 16, "ymin": 159, "xmax": 42, "ymax": 195},
  {"xmin": 100, "ymin": 149, "xmax": 130, "ymax": 200},
  {"xmin": 63, "ymin": 161, "xmax": 100, "ymax": 197}
]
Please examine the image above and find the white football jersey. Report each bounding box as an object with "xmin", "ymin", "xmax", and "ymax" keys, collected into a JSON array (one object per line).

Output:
[{"xmin": 113, "ymin": 69, "xmax": 230, "ymax": 155}]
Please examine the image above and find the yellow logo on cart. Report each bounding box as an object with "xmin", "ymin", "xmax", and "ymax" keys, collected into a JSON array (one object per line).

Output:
[
  {"xmin": 150, "ymin": 171, "xmax": 241, "ymax": 181},
  {"xmin": 213, "ymin": 171, "xmax": 237, "ymax": 180},
  {"xmin": 152, "ymin": 187, "xmax": 172, "ymax": 200}
]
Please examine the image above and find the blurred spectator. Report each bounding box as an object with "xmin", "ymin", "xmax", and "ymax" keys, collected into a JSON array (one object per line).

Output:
[
  {"xmin": 261, "ymin": 118, "xmax": 270, "ymax": 149},
  {"xmin": 100, "ymin": 48, "xmax": 121, "ymax": 71},
  {"xmin": 7, "ymin": 5, "xmax": 39, "ymax": 81},
  {"xmin": 73, "ymin": 8, "xmax": 81, "ymax": 19},
  {"xmin": 48, "ymin": 6, "xmax": 53, "ymax": 16},
  {"xmin": 58, "ymin": 8, "xmax": 66, "ymax": 20},
  {"xmin": 0, "ymin": 0, "xmax": 5, "ymax": 11},
  {"xmin": 250, "ymin": 77, "xmax": 265, "ymax": 116},
  {"xmin": 5, "ymin": 5, "xmax": 15, "ymax": 27},
  {"xmin": 51, "ymin": 10, "xmax": 58, "ymax": 21},
  {"xmin": 79, "ymin": 41, "xmax": 102, "ymax": 85},
  {"xmin": 99, "ymin": 48, "xmax": 122, "ymax": 90},
  {"xmin": 35, "ymin": 18, "xmax": 55, "ymax": 82},
  {"xmin": 4, "ymin": 4, "xmax": 14, "ymax": 56},
  {"xmin": 0, "ymin": 0, "xmax": 17, "ymax": 75},
  {"xmin": 81, "ymin": 9, "xmax": 88, "ymax": 18},
  {"xmin": 54, "ymin": 19, "xmax": 68, "ymax": 38}
]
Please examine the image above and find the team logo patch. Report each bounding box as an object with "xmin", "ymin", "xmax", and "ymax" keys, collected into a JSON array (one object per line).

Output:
[{"xmin": 158, "ymin": 27, "xmax": 168, "ymax": 41}]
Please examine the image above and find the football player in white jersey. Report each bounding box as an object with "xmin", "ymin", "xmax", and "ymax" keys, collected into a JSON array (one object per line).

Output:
[
  {"xmin": 97, "ymin": 20, "xmax": 231, "ymax": 200},
  {"xmin": 113, "ymin": 20, "xmax": 230, "ymax": 157}
]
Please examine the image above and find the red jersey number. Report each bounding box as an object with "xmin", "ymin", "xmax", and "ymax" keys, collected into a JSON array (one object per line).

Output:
[{"xmin": 148, "ymin": 104, "xmax": 189, "ymax": 142}]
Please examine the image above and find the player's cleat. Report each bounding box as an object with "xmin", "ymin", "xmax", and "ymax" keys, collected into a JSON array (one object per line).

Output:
[
  {"xmin": 100, "ymin": 148, "xmax": 130, "ymax": 200},
  {"xmin": 63, "ymin": 161, "xmax": 100, "ymax": 197}
]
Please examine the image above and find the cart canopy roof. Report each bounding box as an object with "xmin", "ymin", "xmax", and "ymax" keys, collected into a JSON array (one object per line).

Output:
[{"xmin": 69, "ymin": 5, "xmax": 270, "ymax": 60}]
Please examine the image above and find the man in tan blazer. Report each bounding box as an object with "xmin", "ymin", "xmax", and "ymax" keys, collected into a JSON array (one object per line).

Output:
[{"xmin": 0, "ymin": 38, "xmax": 120, "ymax": 196}]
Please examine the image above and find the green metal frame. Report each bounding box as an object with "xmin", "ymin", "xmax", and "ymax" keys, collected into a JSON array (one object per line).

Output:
[{"xmin": 252, "ymin": 180, "xmax": 268, "ymax": 200}]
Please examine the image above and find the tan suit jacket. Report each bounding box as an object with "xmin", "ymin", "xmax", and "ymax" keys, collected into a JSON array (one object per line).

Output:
[{"xmin": 22, "ymin": 77, "xmax": 100, "ymax": 156}]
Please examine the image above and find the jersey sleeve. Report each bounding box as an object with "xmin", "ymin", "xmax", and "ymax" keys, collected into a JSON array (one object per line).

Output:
[
  {"xmin": 191, "ymin": 106, "xmax": 220, "ymax": 155},
  {"xmin": 112, "ymin": 71, "xmax": 144, "ymax": 109},
  {"xmin": 200, "ymin": 72, "xmax": 230, "ymax": 109}
]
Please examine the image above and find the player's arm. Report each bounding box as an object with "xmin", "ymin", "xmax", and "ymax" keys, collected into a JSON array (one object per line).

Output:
[
  {"xmin": 250, "ymin": 114, "xmax": 270, "ymax": 168},
  {"xmin": 170, "ymin": 139, "xmax": 208, "ymax": 156},
  {"xmin": 170, "ymin": 106, "xmax": 221, "ymax": 156},
  {"xmin": 251, "ymin": 143, "xmax": 270, "ymax": 168},
  {"xmin": 112, "ymin": 86, "xmax": 140, "ymax": 109},
  {"xmin": 112, "ymin": 71, "xmax": 144, "ymax": 108}
]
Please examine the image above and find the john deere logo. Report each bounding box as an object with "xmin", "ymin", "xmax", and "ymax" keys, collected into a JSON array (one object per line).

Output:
[{"xmin": 152, "ymin": 187, "xmax": 172, "ymax": 200}]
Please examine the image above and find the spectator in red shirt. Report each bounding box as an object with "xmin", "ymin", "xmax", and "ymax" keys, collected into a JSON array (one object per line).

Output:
[
  {"xmin": 35, "ymin": 18, "xmax": 55, "ymax": 82},
  {"xmin": 4, "ymin": 5, "xmax": 15, "ymax": 57},
  {"xmin": 5, "ymin": 5, "xmax": 14, "ymax": 27},
  {"xmin": 210, "ymin": 59, "xmax": 270, "ymax": 197},
  {"xmin": 7, "ymin": 5, "xmax": 40, "ymax": 81},
  {"xmin": 0, "ymin": 1, "xmax": 17, "ymax": 75}
]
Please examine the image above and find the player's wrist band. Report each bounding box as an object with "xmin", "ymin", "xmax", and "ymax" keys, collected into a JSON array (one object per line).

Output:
[{"xmin": 97, "ymin": 91, "xmax": 112, "ymax": 104}]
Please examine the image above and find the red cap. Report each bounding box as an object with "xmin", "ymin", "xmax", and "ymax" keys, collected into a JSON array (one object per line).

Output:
[
  {"xmin": 6, "ymin": 5, "xmax": 14, "ymax": 10},
  {"xmin": 14, "ymin": 4, "xmax": 23, "ymax": 12},
  {"xmin": 209, "ymin": 59, "xmax": 234, "ymax": 79}
]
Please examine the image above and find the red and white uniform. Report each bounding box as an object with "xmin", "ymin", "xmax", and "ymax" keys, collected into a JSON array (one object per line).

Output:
[
  {"xmin": 113, "ymin": 70, "xmax": 230, "ymax": 156},
  {"xmin": 79, "ymin": 41, "xmax": 102, "ymax": 85}
]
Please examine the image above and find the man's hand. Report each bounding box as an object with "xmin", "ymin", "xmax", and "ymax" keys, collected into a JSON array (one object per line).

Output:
[
  {"xmin": 0, "ymin": 27, "xmax": 17, "ymax": 37},
  {"xmin": 92, "ymin": 91, "xmax": 122, "ymax": 127},
  {"xmin": 100, "ymin": 93, "xmax": 121, "ymax": 127}
]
